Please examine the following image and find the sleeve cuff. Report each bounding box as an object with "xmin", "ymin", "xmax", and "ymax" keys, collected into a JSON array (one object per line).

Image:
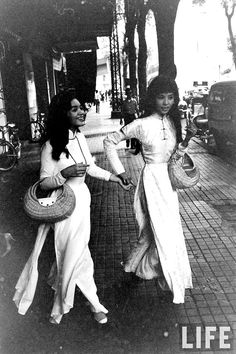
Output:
[
  {"xmin": 104, "ymin": 171, "xmax": 112, "ymax": 181},
  {"xmin": 57, "ymin": 171, "xmax": 67, "ymax": 185},
  {"xmin": 115, "ymin": 167, "xmax": 126, "ymax": 175}
]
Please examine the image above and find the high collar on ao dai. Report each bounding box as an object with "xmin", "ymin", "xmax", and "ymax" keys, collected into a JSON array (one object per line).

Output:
[
  {"xmin": 68, "ymin": 129, "xmax": 79, "ymax": 140},
  {"xmin": 152, "ymin": 113, "xmax": 168, "ymax": 121}
]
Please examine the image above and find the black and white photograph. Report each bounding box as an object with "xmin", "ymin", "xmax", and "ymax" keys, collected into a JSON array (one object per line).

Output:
[{"xmin": 0, "ymin": 0, "xmax": 235, "ymax": 353}]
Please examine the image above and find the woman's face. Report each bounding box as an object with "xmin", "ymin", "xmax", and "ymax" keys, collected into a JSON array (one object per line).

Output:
[
  {"xmin": 155, "ymin": 92, "xmax": 175, "ymax": 116},
  {"xmin": 67, "ymin": 98, "xmax": 87, "ymax": 129}
]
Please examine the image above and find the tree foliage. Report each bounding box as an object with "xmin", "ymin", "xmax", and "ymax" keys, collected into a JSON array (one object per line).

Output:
[
  {"xmin": 222, "ymin": 0, "xmax": 236, "ymax": 68},
  {"xmin": 192, "ymin": 0, "xmax": 236, "ymax": 69}
]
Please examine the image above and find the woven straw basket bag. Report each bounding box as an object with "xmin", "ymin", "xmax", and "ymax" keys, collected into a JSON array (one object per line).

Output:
[
  {"xmin": 168, "ymin": 152, "xmax": 200, "ymax": 190},
  {"xmin": 24, "ymin": 180, "xmax": 76, "ymax": 223}
]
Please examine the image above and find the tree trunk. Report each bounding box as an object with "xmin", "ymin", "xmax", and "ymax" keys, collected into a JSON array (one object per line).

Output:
[
  {"xmin": 128, "ymin": 25, "xmax": 137, "ymax": 94},
  {"xmin": 125, "ymin": 0, "xmax": 138, "ymax": 94},
  {"xmin": 122, "ymin": 53, "xmax": 129, "ymax": 85},
  {"xmin": 137, "ymin": 0, "xmax": 148, "ymax": 111},
  {"xmin": 150, "ymin": 0, "xmax": 180, "ymax": 79},
  {"xmin": 224, "ymin": 2, "xmax": 236, "ymax": 70},
  {"xmin": 122, "ymin": 35, "xmax": 129, "ymax": 86}
]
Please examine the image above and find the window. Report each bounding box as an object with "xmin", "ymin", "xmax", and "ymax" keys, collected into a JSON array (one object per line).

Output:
[{"xmin": 209, "ymin": 89, "xmax": 225, "ymax": 103}]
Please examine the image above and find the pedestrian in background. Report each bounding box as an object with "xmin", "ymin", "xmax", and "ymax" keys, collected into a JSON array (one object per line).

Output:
[
  {"xmin": 178, "ymin": 96, "xmax": 188, "ymax": 119},
  {"xmin": 94, "ymin": 89, "xmax": 100, "ymax": 113},
  {"xmin": 104, "ymin": 75, "xmax": 196, "ymax": 304},
  {"xmin": 13, "ymin": 89, "xmax": 131, "ymax": 325},
  {"xmin": 121, "ymin": 87, "xmax": 139, "ymax": 149}
]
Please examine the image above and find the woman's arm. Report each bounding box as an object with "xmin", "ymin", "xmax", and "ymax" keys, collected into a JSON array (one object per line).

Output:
[
  {"xmin": 174, "ymin": 122, "xmax": 198, "ymax": 159},
  {"xmin": 78, "ymin": 134, "xmax": 112, "ymax": 181},
  {"xmin": 39, "ymin": 143, "xmax": 89, "ymax": 190},
  {"xmin": 104, "ymin": 120, "xmax": 141, "ymax": 173},
  {"xmin": 77, "ymin": 134, "xmax": 133, "ymax": 190},
  {"xmin": 104, "ymin": 130, "xmax": 133, "ymax": 184},
  {"xmin": 40, "ymin": 142, "xmax": 67, "ymax": 191},
  {"xmin": 103, "ymin": 130, "xmax": 127, "ymax": 175},
  {"xmin": 104, "ymin": 121, "xmax": 141, "ymax": 185},
  {"xmin": 181, "ymin": 122, "xmax": 198, "ymax": 148}
]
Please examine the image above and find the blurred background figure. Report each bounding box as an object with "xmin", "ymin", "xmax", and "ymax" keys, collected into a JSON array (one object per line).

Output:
[
  {"xmin": 94, "ymin": 90, "xmax": 100, "ymax": 113},
  {"xmin": 121, "ymin": 87, "xmax": 139, "ymax": 149}
]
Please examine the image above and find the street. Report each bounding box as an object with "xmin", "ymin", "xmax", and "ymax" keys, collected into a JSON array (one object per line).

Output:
[{"xmin": 0, "ymin": 102, "xmax": 236, "ymax": 354}]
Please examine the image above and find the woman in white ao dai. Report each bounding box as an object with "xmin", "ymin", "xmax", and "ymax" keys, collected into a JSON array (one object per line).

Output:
[
  {"xmin": 104, "ymin": 76, "xmax": 193, "ymax": 304},
  {"xmin": 13, "ymin": 89, "xmax": 130, "ymax": 325}
]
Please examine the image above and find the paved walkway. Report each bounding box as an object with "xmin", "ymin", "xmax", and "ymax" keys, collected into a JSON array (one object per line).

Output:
[{"xmin": 0, "ymin": 101, "xmax": 236, "ymax": 353}]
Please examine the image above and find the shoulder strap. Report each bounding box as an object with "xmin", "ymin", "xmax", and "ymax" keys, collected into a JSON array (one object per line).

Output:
[{"xmin": 67, "ymin": 135, "xmax": 87, "ymax": 165}]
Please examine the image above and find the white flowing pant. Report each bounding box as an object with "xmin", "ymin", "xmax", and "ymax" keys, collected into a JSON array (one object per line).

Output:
[{"xmin": 13, "ymin": 182, "xmax": 107, "ymax": 323}]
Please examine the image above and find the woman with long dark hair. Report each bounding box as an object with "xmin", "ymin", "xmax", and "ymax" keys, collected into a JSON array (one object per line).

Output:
[
  {"xmin": 13, "ymin": 89, "xmax": 131, "ymax": 325},
  {"xmin": 104, "ymin": 76, "xmax": 196, "ymax": 304}
]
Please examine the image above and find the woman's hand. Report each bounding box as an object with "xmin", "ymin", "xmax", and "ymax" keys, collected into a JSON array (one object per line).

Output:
[
  {"xmin": 185, "ymin": 122, "xmax": 198, "ymax": 139},
  {"xmin": 61, "ymin": 163, "xmax": 89, "ymax": 178},
  {"xmin": 117, "ymin": 172, "xmax": 133, "ymax": 186},
  {"xmin": 109, "ymin": 174, "xmax": 134, "ymax": 191},
  {"xmin": 182, "ymin": 122, "xmax": 198, "ymax": 147}
]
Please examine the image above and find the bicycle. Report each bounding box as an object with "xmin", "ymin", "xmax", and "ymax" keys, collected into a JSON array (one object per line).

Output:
[
  {"xmin": 0, "ymin": 119, "xmax": 21, "ymax": 172},
  {"xmin": 25, "ymin": 112, "xmax": 46, "ymax": 142}
]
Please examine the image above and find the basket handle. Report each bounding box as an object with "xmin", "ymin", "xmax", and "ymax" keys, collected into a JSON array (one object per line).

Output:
[{"xmin": 30, "ymin": 179, "xmax": 64, "ymax": 201}]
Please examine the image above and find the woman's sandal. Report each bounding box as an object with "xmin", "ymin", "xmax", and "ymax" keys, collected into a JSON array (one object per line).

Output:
[
  {"xmin": 93, "ymin": 312, "xmax": 108, "ymax": 324},
  {"xmin": 49, "ymin": 316, "xmax": 58, "ymax": 325}
]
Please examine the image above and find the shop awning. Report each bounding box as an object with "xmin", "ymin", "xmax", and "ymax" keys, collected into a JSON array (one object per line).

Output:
[{"xmin": 0, "ymin": 0, "xmax": 115, "ymax": 54}]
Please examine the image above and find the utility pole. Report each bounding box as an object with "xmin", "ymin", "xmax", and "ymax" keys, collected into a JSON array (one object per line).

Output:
[{"xmin": 109, "ymin": 1, "xmax": 123, "ymax": 118}]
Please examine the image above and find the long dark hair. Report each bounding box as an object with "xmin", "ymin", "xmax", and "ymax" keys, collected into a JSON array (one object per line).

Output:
[
  {"xmin": 45, "ymin": 88, "xmax": 84, "ymax": 160},
  {"xmin": 144, "ymin": 75, "xmax": 182, "ymax": 143}
]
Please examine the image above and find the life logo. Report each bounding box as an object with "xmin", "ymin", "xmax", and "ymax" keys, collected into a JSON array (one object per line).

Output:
[{"xmin": 180, "ymin": 325, "xmax": 232, "ymax": 350}]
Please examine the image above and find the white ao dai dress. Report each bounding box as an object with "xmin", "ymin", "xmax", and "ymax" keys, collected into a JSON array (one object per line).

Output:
[
  {"xmin": 13, "ymin": 130, "xmax": 111, "ymax": 323},
  {"xmin": 104, "ymin": 114, "xmax": 192, "ymax": 304}
]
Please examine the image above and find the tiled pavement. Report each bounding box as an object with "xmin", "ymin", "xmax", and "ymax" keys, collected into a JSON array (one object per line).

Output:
[{"xmin": 0, "ymin": 102, "xmax": 236, "ymax": 353}]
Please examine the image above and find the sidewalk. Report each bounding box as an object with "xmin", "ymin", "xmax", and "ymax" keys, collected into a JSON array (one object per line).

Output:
[{"xmin": 0, "ymin": 102, "xmax": 236, "ymax": 354}]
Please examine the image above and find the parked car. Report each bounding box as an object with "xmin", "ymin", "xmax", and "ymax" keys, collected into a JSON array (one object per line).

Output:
[{"xmin": 207, "ymin": 80, "xmax": 236, "ymax": 151}]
